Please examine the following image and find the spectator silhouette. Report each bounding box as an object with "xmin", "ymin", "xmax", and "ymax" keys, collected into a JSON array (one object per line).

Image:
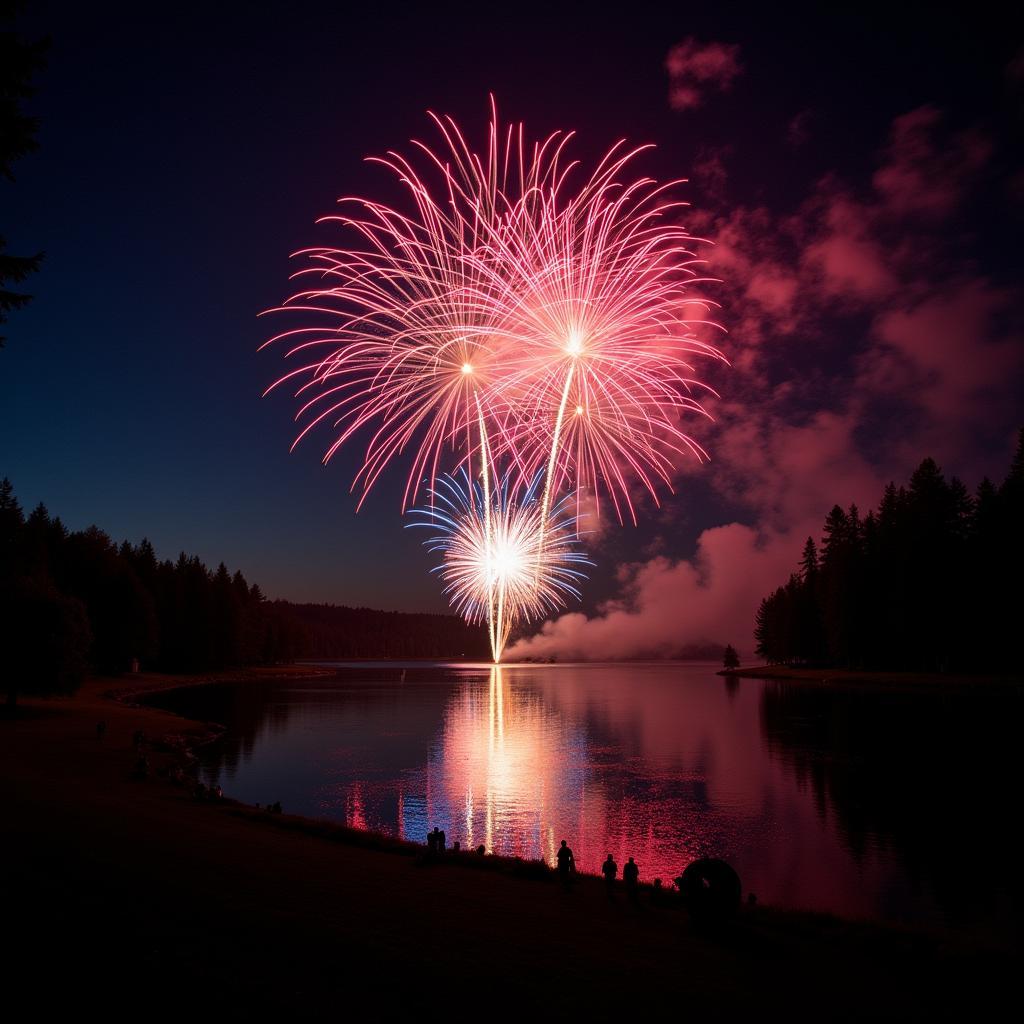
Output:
[
  {"xmin": 623, "ymin": 856, "xmax": 639, "ymax": 900},
  {"xmin": 428, "ymin": 826, "xmax": 443, "ymax": 855},
  {"xmin": 556, "ymin": 839, "xmax": 576, "ymax": 889},
  {"xmin": 602, "ymin": 854, "xmax": 617, "ymax": 897}
]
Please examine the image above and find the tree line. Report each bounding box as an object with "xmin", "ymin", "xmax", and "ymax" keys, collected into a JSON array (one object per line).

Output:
[
  {"xmin": 753, "ymin": 429, "xmax": 1023, "ymax": 673},
  {"xmin": 279, "ymin": 601, "xmax": 488, "ymax": 661},
  {"xmin": 0, "ymin": 479, "xmax": 488, "ymax": 704}
]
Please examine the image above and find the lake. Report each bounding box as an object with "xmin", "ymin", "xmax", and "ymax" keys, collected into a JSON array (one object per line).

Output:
[{"xmin": 149, "ymin": 661, "xmax": 1022, "ymax": 941}]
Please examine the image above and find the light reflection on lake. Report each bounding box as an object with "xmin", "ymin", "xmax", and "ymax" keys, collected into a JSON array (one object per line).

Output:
[{"xmin": 149, "ymin": 661, "xmax": 1022, "ymax": 941}]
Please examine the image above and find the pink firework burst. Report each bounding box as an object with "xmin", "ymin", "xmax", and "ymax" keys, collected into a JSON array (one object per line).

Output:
[{"xmin": 262, "ymin": 101, "xmax": 725, "ymax": 522}]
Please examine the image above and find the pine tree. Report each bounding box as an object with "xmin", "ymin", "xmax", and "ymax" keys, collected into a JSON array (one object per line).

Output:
[
  {"xmin": 799, "ymin": 536, "xmax": 818, "ymax": 580},
  {"xmin": 722, "ymin": 644, "xmax": 740, "ymax": 670},
  {"xmin": 754, "ymin": 597, "xmax": 772, "ymax": 662},
  {"xmin": 750, "ymin": 432, "xmax": 1023, "ymax": 673},
  {"xmin": 820, "ymin": 506, "xmax": 853, "ymax": 665},
  {"xmin": 0, "ymin": 476, "xmax": 24, "ymax": 578},
  {"xmin": 796, "ymin": 536, "xmax": 823, "ymax": 665}
]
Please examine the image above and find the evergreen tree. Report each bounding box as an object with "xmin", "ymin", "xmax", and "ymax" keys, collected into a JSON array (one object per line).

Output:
[
  {"xmin": 799, "ymin": 536, "xmax": 818, "ymax": 579},
  {"xmin": 795, "ymin": 536, "xmax": 823, "ymax": 664},
  {"xmin": 722, "ymin": 644, "xmax": 740, "ymax": 670},
  {"xmin": 820, "ymin": 505, "xmax": 854, "ymax": 665},
  {"xmin": 0, "ymin": 475, "xmax": 24, "ymax": 577},
  {"xmin": 751, "ymin": 435, "xmax": 1023, "ymax": 673},
  {"xmin": 2, "ymin": 576, "xmax": 91, "ymax": 706}
]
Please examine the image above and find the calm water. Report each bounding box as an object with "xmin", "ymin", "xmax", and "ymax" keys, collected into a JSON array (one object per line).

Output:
[{"xmin": 151, "ymin": 662, "xmax": 1022, "ymax": 941}]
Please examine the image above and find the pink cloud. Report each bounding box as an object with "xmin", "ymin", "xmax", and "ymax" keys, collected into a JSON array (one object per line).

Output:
[
  {"xmin": 745, "ymin": 270, "xmax": 798, "ymax": 316},
  {"xmin": 709, "ymin": 409, "xmax": 885, "ymax": 529},
  {"xmin": 866, "ymin": 280, "xmax": 1023, "ymax": 446},
  {"xmin": 692, "ymin": 146, "xmax": 731, "ymax": 199},
  {"xmin": 666, "ymin": 38, "xmax": 742, "ymax": 111},
  {"xmin": 508, "ymin": 523, "xmax": 804, "ymax": 661},
  {"xmin": 514, "ymin": 101, "xmax": 1020, "ymax": 661},
  {"xmin": 802, "ymin": 194, "xmax": 895, "ymax": 301},
  {"xmin": 872, "ymin": 106, "xmax": 992, "ymax": 219}
]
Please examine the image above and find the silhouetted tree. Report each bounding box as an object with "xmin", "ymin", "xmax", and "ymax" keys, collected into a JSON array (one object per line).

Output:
[
  {"xmin": 2, "ymin": 576, "xmax": 91, "ymax": 706},
  {"xmin": 722, "ymin": 644, "xmax": 740, "ymax": 670},
  {"xmin": 752, "ymin": 436, "xmax": 1023, "ymax": 672},
  {"xmin": 0, "ymin": 475, "xmax": 24, "ymax": 577},
  {"xmin": 0, "ymin": 478, "xmax": 550, "ymax": 676}
]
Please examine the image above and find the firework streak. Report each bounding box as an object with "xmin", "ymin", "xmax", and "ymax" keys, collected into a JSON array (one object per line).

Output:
[{"xmin": 263, "ymin": 102, "xmax": 725, "ymax": 661}]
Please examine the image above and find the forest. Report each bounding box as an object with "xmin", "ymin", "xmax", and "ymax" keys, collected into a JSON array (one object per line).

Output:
[
  {"xmin": 0, "ymin": 479, "xmax": 487, "ymax": 703},
  {"xmin": 753, "ymin": 430, "xmax": 1023, "ymax": 672}
]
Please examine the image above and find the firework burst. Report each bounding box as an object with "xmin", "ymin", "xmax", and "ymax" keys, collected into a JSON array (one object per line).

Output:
[
  {"xmin": 409, "ymin": 470, "xmax": 591, "ymax": 662},
  {"xmin": 263, "ymin": 102, "xmax": 726, "ymax": 659}
]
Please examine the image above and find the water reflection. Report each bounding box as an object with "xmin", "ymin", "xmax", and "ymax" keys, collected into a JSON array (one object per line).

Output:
[
  {"xmin": 147, "ymin": 663, "xmax": 1022, "ymax": 941},
  {"xmin": 430, "ymin": 666, "xmax": 587, "ymax": 863}
]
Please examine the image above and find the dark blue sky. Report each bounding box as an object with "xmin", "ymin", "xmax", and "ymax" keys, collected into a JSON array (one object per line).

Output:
[{"xmin": 2, "ymin": 2, "xmax": 1020, "ymax": 618}]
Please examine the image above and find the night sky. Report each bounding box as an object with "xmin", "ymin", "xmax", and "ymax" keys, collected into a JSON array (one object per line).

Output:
[{"xmin": 3, "ymin": 2, "xmax": 1022, "ymax": 651}]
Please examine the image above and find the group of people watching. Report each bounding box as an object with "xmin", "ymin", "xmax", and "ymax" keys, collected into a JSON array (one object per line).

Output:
[
  {"xmin": 426, "ymin": 832, "xmax": 649, "ymax": 899},
  {"xmin": 558, "ymin": 841, "xmax": 639, "ymax": 898},
  {"xmin": 425, "ymin": 826, "xmax": 485, "ymax": 857}
]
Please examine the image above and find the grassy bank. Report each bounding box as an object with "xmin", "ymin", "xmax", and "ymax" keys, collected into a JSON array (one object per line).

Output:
[{"xmin": 3, "ymin": 671, "xmax": 1018, "ymax": 1017}]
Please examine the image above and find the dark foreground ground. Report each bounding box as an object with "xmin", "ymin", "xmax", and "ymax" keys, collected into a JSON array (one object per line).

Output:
[{"xmin": 3, "ymin": 672, "xmax": 1019, "ymax": 1020}]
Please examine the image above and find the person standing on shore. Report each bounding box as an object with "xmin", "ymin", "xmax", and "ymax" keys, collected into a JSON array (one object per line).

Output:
[
  {"xmin": 602, "ymin": 854, "xmax": 617, "ymax": 898},
  {"xmin": 623, "ymin": 857, "xmax": 639, "ymax": 901},
  {"xmin": 556, "ymin": 839, "xmax": 575, "ymax": 889}
]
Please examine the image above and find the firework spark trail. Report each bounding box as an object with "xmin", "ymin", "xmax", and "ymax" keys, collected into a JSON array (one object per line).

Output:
[
  {"xmin": 263, "ymin": 103, "xmax": 726, "ymax": 659},
  {"xmin": 408, "ymin": 470, "xmax": 592, "ymax": 662},
  {"xmin": 461, "ymin": 145, "xmax": 726, "ymax": 527}
]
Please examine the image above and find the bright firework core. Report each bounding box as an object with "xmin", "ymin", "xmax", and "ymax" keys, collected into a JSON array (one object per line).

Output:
[
  {"xmin": 410, "ymin": 471, "xmax": 591, "ymax": 663},
  {"xmin": 265, "ymin": 102, "xmax": 725, "ymax": 661},
  {"xmin": 489, "ymin": 540, "xmax": 524, "ymax": 586}
]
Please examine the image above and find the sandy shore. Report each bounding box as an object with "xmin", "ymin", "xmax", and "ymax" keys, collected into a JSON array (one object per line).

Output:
[{"xmin": 4, "ymin": 670, "xmax": 1018, "ymax": 1017}]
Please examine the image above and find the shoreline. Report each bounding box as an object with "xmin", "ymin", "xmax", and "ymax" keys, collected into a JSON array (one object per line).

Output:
[
  {"xmin": 99, "ymin": 664, "xmax": 1024, "ymax": 903},
  {"xmin": 719, "ymin": 664, "xmax": 1024, "ymax": 689},
  {"xmin": 4, "ymin": 668, "xmax": 1019, "ymax": 1013}
]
